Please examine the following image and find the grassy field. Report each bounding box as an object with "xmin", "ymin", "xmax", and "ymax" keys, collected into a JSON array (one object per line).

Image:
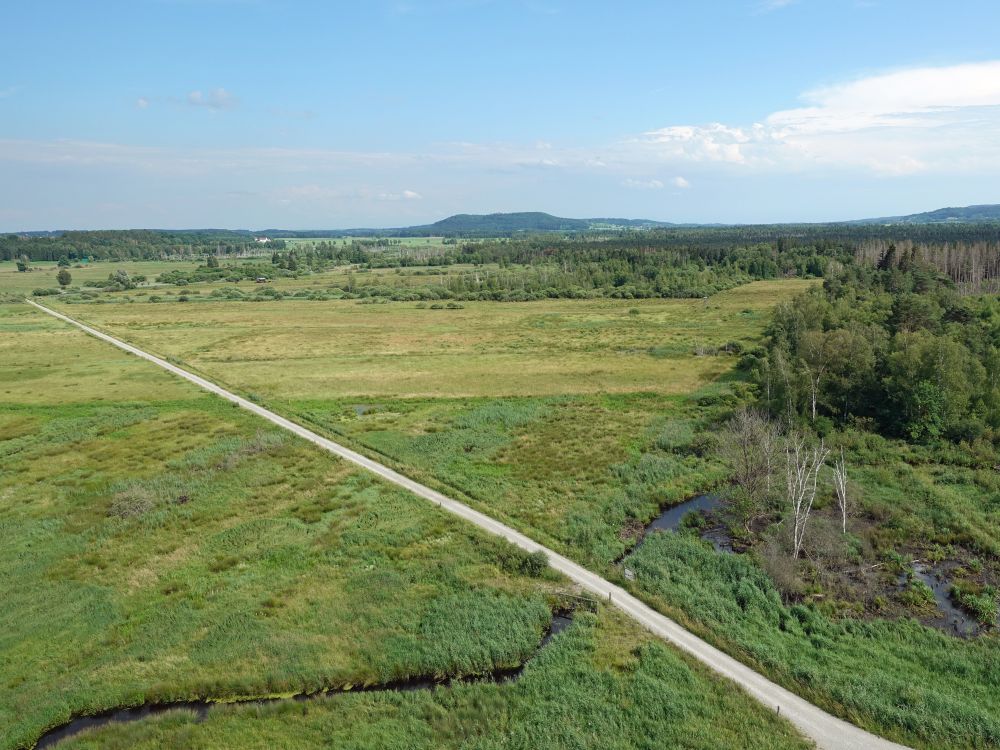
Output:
[
  {"xmin": 42, "ymin": 281, "xmax": 807, "ymax": 399},
  {"xmin": 32, "ymin": 272, "xmax": 1000, "ymax": 749},
  {"xmin": 1, "ymin": 257, "xmax": 500, "ymax": 301},
  {"xmin": 33, "ymin": 611, "xmax": 809, "ymax": 750},
  {"xmin": 0, "ymin": 301, "xmax": 810, "ymax": 750},
  {"xmin": 0, "ymin": 260, "xmax": 205, "ymax": 297},
  {"xmin": 36, "ymin": 281, "xmax": 809, "ymax": 566}
]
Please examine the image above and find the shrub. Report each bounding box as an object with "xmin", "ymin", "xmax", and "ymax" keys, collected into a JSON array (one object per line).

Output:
[
  {"xmin": 655, "ymin": 420, "xmax": 695, "ymax": 452},
  {"xmin": 722, "ymin": 340, "xmax": 743, "ymax": 354},
  {"xmin": 522, "ymin": 549, "xmax": 549, "ymax": 577},
  {"xmin": 108, "ymin": 485, "xmax": 155, "ymax": 518},
  {"xmin": 813, "ymin": 416, "xmax": 835, "ymax": 437},
  {"xmin": 483, "ymin": 537, "xmax": 548, "ymax": 578}
]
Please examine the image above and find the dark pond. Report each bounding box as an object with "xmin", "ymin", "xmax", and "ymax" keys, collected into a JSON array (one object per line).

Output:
[
  {"xmin": 646, "ymin": 494, "xmax": 722, "ymax": 534},
  {"xmin": 35, "ymin": 613, "xmax": 574, "ymax": 749},
  {"xmin": 898, "ymin": 563, "xmax": 983, "ymax": 638},
  {"xmin": 619, "ymin": 494, "xmax": 731, "ymax": 567},
  {"xmin": 700, "ymin": 524, "xmax": 735, "ymax": 554}
]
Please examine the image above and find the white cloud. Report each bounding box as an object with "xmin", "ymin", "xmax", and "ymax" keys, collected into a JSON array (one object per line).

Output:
[
  {"xmin": 642, "ymin": 123, "xmax": 752, "ymax": 164},
  {"xmin": 768, "ymin": 61, "xmax": 1000, "ymax": 133},
  {"xmin": 0, "ymin": 86, "xmax": 19, "ymax": 99},
  {"xmin": 187, "ymin": 88, "xmax": 238, "ymax": 110},
  {"xmin": 135, "ymin": 97, "xmax": 150, "ymax": 109},
  {"xmin": 672, "ymin": 176, "xmax": 691, "ymax": 189},
  {"xmin": 622, "ymin": 178, "xmax": 664, "ymax": 190},
  {"xmin": 372, "ymin": 189, "xmax": 423, "ymax": 201},
  {"xmin": 641, "ymin": 61, "xmax": 1000, "ymax": 175}
]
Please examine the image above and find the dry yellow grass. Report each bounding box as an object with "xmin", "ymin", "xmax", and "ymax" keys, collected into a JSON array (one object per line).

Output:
[{"xmin": 51, "ymin": 279, "xmax": 814, "ymax": 399}]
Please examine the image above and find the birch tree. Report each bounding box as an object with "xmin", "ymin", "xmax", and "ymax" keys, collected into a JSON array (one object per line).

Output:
[
  {"xmin": 785, "ymin": 433, "xmax": 829, "ymax": 558},
  {"xmin": 720, "ymin": 408, "xmax": 781, "ymax": 533},
  {"xmin": 832, "ymin": 448, "xmax": 849, "ymax": 534}
]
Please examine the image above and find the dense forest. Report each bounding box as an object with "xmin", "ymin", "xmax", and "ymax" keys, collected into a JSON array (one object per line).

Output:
[
  {"xmin": 1, "ymin": 230, "xmax": 285, "ymax": 262},
  {"xmin": 747, "ymin": 245, "xmax": 1000, "ymax": 441}
]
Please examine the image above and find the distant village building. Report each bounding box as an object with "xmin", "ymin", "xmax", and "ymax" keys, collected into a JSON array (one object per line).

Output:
[{"xmin": 254, "ymin": 236, "xmax": 271, "ymax": 244}]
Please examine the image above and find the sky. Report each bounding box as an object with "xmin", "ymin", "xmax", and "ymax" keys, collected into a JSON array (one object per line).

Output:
[{"xmin": 3, "ymin": 0, "xmax": 1000, "ymax": 230}]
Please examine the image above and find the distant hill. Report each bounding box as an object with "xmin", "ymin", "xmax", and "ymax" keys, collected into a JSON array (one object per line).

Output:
[
  {"xmin": 415, "ymin": 212, "xmax": 588, "ymax": 233},
  {"xmin": 852, "ymin": 204, "xmax": 1000, "ymax": 225},
  {"xmin": 254, "ymin": 212, "xmax": 675, "ymax": 238},
  {"xmin": 402, "ymin": 212, "xmax": 673, "ymax": 235}
]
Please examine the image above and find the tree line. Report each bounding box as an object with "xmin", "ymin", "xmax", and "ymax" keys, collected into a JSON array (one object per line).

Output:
[{"xmin": 2, "ymin": 230, "xmax": 286, "ymax": 262}]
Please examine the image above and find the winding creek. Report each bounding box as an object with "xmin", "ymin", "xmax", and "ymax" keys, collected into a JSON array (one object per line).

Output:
[
  {"xmin": 34, "ymin": 613, "xmax": 573, "ymax": 749},
  {"xmin": 619, "ymin": 494, "xmax": 732, "ymax": 567}
]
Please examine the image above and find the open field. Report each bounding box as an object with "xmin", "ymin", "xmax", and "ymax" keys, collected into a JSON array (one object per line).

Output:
[
  {"xmin": 44, "ymin": 281, "xmax": 809, "ymax": 399},
  {"xmin": 38, "ymin": 281, "xmax": 811, "ymax": 564},
  {"xmin": 0, "ymin": 301, "xmax": 810, "ymax": 750},
  {"xmin": 2, "ymin": 258, "xmax": 504, "ymax": 300},
  {"xmin": 0, "ymin": 261, "xmax": 205, "ymax": 297},
  {"xmin": 29, "ymin": 271, "xmax": 1000, "ymax": 749}
]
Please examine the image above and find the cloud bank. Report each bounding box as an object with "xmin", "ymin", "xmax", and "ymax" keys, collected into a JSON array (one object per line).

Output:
[{"xmin": 641, "ymin": 61, "xmax": 1000, "ymax": 175}]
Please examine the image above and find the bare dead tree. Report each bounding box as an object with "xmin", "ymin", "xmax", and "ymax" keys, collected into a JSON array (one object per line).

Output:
[
  {"xmin": 720, "ymin": 408, "xmax": 781, "ymax": 533},
  {"xmin": 855, "ymin": 239, "xmax": 1000, "ymax": 295},
  {"xmin": 786, "ymin": 433, "xmax": 829, "ymax": 558},
  {"xmin": 832, "ymin": 448, "xmax": 849, "ymax": 534}
]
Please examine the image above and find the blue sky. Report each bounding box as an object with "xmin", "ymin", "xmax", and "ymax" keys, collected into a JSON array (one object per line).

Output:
[{"xmin": 3, "ymin": 0, "xmax": 1000, "ymax": 229}]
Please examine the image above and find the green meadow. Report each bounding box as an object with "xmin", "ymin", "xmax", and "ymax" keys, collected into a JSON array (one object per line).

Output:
[
  {"xmin": 0, "ymin": 301, "xmax": 808, "ymax": 750},
  {"xmin": 33, "ymin": 270, "xmax": 1000, "ymax": 749}
]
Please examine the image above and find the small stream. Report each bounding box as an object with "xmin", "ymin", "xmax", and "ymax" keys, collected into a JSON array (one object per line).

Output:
[
  {"xmin": 618, "ymin": 494, "xmax": 732, "ymax": 569},
  {"xmin": 35, "ymin": 613, "xmax": 573, "ymax": 749},
  {"xmin": 644, "ymin": 494, "xmax": 722, "ymax": 536},
  {"xmin": 898, "ymin": 563, "xmax": 983, "ymax": 637}
]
